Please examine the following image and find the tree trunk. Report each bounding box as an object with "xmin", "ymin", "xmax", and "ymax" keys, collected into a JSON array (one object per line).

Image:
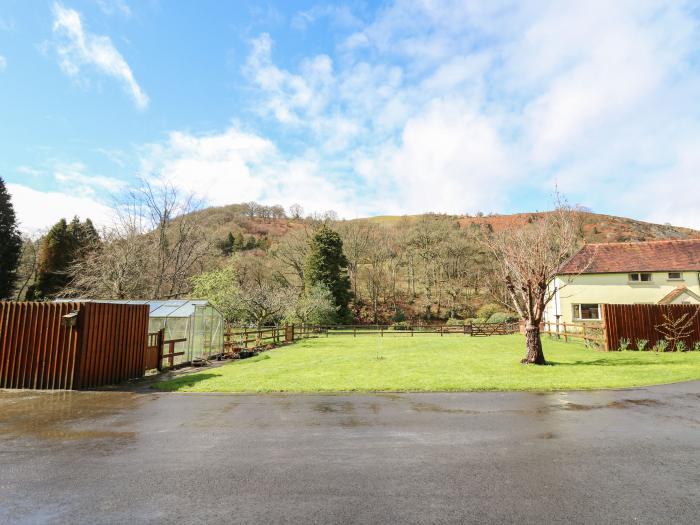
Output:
[{"xmin": 522, "ymin": 324, "xmax": 546, "ymax": 365}]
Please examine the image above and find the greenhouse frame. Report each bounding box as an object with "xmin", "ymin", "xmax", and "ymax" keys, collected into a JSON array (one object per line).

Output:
[{"xmin": 55, "ymin": 299, "xmax": 224, "ymax": 365}]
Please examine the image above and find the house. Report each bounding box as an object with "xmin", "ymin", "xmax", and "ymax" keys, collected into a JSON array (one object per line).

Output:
[{"xmin": 544, "ymin": 239, "xmax": 700, "ymax": 325}]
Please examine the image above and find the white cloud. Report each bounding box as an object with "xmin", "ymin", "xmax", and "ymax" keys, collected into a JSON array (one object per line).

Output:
[
  {"xmin": 238, "ymin": 0, "xmax": 700, "ymax": 227},
  {"xmin": 7, "ymin": 183, "xmax": 114, "ymax": 233},
  {"xmin": 292, "ymin": 5, "xmax": 363, "ymax": 31},
  {"xmin": 17, "ymin": 166, "xmax": 43, "ymax": 177},
  {"xmin": 0, "ymin": 54, "xmax": 6, "ymax": 72},
  {"xmin": 52, "ymin": 161, "xmax": 127, "ymax": 195},
  {"xmin": 97, "ymin": 0, "xmax": 132, "ymax": 18},
  {"xmin": 51, "ymin": 2, "xmax": 148, "ymax": 109},
  {"xmin": 139, "ymin": 125, "xmax": 363, "ymax": 217},
  {"xmin": 356, "ymin": 98, "xmax": 513, "ymax": 215}
]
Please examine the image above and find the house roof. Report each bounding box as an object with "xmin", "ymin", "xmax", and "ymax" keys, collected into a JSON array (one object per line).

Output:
[
  {"xmin": 559, "ymin": 238, "xmax": 700, "ymax": 274},
  {"xmin": 658, "ymin": 286, "xmax": 700, "ymax": 305}
]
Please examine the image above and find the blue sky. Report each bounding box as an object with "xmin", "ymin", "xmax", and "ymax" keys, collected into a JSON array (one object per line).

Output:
[{"xmin": 1, "ymin": 1, "xmax": 700, "ymax": 232}]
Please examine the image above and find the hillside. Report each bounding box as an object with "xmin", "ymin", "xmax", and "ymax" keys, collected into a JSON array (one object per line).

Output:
[{"xmin": 191, "ymin": 204, "xmax": 700, "ymax": 246}]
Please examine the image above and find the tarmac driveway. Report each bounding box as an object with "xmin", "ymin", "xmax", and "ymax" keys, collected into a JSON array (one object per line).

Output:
[{"xmin": 1, "ymin": 382, "xmax": 700, "ymax": 524}]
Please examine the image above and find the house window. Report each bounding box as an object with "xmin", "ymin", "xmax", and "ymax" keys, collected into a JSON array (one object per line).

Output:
[
  {"xmin": 573, "ymin": 304, "xmax": 601, "ymax": 321},
  {"xmin": 668, "ymin": 272, "xmax": 683, "ymax": 280},
  {"xmin": 629, "ymin": 272, "xmax": 652, "ymax": 283}
]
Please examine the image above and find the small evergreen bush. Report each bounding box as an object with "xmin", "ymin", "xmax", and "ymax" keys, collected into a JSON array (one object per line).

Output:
[
  {"xmin": 487, "ymin": 312, "xmax": 519, "ymax": 324},
  {"xmin": 391, "ymin": 321, "xmax": 412, "ymax": 331},
  {"xmin": 476, "ymin": 303, "xmax": 502, "ymax": 321}
]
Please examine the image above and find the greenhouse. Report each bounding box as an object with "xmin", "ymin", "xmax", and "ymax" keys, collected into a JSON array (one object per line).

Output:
[
  {"xmin": 145, "ymin": 300, "xmax": 224, "ymax": 364},
  {"xmin": 55, "ymin": 299, "xmax": 224, "ymax": 365}
]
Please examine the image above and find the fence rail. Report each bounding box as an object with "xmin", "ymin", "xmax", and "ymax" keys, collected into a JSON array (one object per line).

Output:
[
  {"xmin": 541, "ymin": 320, "xmax": 605, "ymax": 348},
  {"xmin": 293, "ymin": 322, "xmax": 520, "ymax": 339},
  {"xmin": 220, "ymin": 322, "xmax": 519, "ymax": 352},
  {"xmin": 224, "ymin": 326, "xmax": 284, "ymax": 351}
]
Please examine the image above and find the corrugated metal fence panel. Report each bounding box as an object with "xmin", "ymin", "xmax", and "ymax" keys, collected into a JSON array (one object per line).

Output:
[
  {"xmin": 0, "ymin": 302, "xmax": 82, "ymax": 389},
  {"xmin": 603, "ymin": 304, "xmax": 700, "ymax": 350},
  {"xmin": 0, "ymin": 301, "xmax": 149, "ymax": 390}
]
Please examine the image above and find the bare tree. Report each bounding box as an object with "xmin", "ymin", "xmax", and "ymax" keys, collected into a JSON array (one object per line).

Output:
[
  {"xmin": 66, "ymin": 226, "xmax": 151, "ymax": 299},
  {"xmin": 271, "ymin": 225, "xmax": 315, "ymax": 290},
  {"xmin": 233, "ymin": 252, "xmax": 296, "ymax": 327},
  {"xmin": 483, "ymin": 201, "xmax": 586, "ymax": 364},
  {"xmin": 289, "ymin": 204, "xmax": 304, "ymax": 220},
  {"xmin": 14, "ymin": 235, "xmax": 40, "ymax": 300},
  {"xmin": 363, "ymin": 228, "xmax": 390, "ymax": 323},
  {"xmin": 66, "ymin": 181, "xmax": 213, "ymax": 299},
  {"xmin": 336, "ymin": 221, "xmax": 375, "ymax": 301},
  {"xmin": 655, "ymin": 309, "xmax": 700, "ymax": 351}
]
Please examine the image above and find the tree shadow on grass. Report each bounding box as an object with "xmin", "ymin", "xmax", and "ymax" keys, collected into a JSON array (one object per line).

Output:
[{"xmin": 152, "ymin": 373, "xmax": 220, "ymax": 392}]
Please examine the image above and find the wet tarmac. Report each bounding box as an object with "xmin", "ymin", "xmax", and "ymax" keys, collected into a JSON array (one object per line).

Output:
[{"xmin": 1, "ymin": 383, "xmax": 700, "ymax": 524}]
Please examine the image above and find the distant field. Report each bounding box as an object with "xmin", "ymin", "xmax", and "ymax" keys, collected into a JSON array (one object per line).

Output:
[{"xmin": 154, "ymin": 335, "xmax": 700, "ymax": 393}]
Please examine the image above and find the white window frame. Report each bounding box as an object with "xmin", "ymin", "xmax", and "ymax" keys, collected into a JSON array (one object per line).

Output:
[
  {"xmin": 629, "ymin": 272, "xmax": 652, "ymax": 283},
  {"xmin": 572, "ymin": 303, "xmax": 601, "ymax": 321},
  {"xmin": 667, "ymin": 272, "xmax": 683, "ymax": 281}
]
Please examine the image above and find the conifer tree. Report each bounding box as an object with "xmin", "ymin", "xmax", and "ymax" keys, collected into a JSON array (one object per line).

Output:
[
  {"xmin": 28, "ymin": 216, "xmax": 100, "ymax": 299},
  {"xmin": 304, "ymin": 225, "xmax": 352, "ymax": 323},
  {"xmin": 0, "ymin": 177, "xmax": 22, "ymax": 299}
]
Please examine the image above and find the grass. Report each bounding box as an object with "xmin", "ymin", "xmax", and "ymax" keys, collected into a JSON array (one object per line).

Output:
[{"xmin": 153, "ymin": 335, "xmax": 700, "ymax": 393}]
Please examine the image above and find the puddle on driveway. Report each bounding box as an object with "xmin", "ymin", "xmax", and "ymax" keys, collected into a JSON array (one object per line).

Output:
[
  {"xmin": 313, "ymin": 400, "xmax": 356, "ymax": 414},
  {"xmin": 561, "ymin": 398, "xmax": 663, "ymax": 411},
  {"xmin": 0, "ymin": 391, "xmax": 142, "ymax": 442}
]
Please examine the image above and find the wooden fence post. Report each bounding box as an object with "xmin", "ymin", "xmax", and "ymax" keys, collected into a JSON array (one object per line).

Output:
[
  {"xmin": 562, "ymin": 322, "xmax": 568, "ymax": 343},
  {"xmin": 601, "ymin": 304, "xmax": 609, "ymax": 351},
  {"xmin": 157, "ymin": 328, "xmax": 165, "ymax": 372}
]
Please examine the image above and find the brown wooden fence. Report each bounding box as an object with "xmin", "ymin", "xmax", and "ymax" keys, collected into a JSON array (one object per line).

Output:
[
  {"xmin": 541, "ymin": 320, "xmax": 605, "ymax": 348},
  {"xmin": 0, "ymin": 301, "xmax": 149, "ymax": 390},
  {"xmin": 602, "ymin": 303, "xmax": 700, "ymax": 351}
]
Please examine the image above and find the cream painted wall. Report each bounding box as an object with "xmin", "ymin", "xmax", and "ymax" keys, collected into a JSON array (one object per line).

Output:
[{"xmin": 544, "ymin": 271, "xmax": 700, "ymax": 324}]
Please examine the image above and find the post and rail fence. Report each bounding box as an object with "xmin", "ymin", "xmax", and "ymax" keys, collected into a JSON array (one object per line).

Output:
[
  {"xmin": 222, "ymin": 322, "xmax": 520, "ymax": 351},
  {"xmin": 540, "ymin": 320, "xmax": 606, "ymax": 349}
]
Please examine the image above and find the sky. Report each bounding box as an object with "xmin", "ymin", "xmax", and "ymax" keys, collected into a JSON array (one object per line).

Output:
[{"xmin": 1, "ymin": 0, "xmax": 700, "ymax": 233}]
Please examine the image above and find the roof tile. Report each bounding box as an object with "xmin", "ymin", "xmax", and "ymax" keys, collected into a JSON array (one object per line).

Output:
[{"xmin": 560, "ymin": 239, "xmax": 700, "ymax": 274}]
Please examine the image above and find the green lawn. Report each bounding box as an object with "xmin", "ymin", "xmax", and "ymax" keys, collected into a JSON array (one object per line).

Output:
[{"xmin": 153, "ymin": 335, "xmax": 700, "ymax": 393}]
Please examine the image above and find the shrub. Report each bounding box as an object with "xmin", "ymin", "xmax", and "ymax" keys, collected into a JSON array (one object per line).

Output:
[
  {"xmin": 391, "ymin": 308, "xmax": 406, "ymax": 323},
  {"xmin": 476, "ymin": 303, "xmax": 502, "ymax": 321},
  {"xmin": 487, "ymin": 312, "xmax": 519, "ymax": 324},
  {"xmin": 635, "ymin": 339, "xmax": 648, "ymax": 352},
  {"xmin": 694, "ymin": 342, "xmax": 700, "ymax": 352},
  {"xmin": 391, "ymin": 321, "xmax": 412, "ymax": 331},
  {"xmin": 675, "ymin": 340, "xmax": 688, "ymax": 353},
  {"xmin": 445, "ymin": 318, "xmax": 466, "ymax": 326},
  {"xmin": 653, "ymin": 340, "xmax": 669, "ymax": 352},
  {"xmin": 619, "ymin": 338, "xmax": 631, "ymax": 351}
]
